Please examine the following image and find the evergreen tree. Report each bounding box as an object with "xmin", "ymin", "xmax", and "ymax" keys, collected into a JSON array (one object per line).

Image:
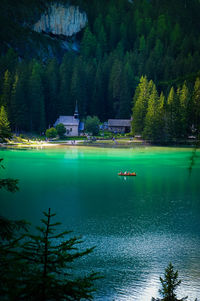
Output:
[
  {"xmin": 14, "ymin": 209, "xmax": 97, "ymax": 300},
  {"xmin": 178, "ymin": 82, "xmax": 190, "ymax": 137},
  {"xmin": 166, "ymin": 87, "xmax": 175, "ymax": 140},
  {"xmin": 44, "ymin": 59, "xmax": 59, "ymax": 126},
  {"xmin": 152, "ymin": 262, "xmax": 188, "ymax": 301},
  {"xmin": 166, "ymin": 87, "xmax": 181, "ymax": 140},
  {"xmin": 0, "ymin": 70, "xmax": 13, "ymax": 114},
  {"xmin": 0, "ymin": 106, "xmax": 12, "ymax": 141},
  {"xmin": 108, "ymin": 58, "xmax": 123, "ymax": 117},
  {"xmin": 132, "ymin": 76, "xmax": 151, "ymax": 135},
  {"xmin": 118, "ymin": 68, "xmax": 132, "ymax": 119},
  {"xmin": 10, "ymin": 70, "xmax": 29, "ymax": 132},
  {"xmin": 192, "ymin": 77, "xmax": 200, "ymax": 132},
  {"xmin": 81, "ymin": 26, "xmax": 97, "ymax": 58},
  {"xmin": 29, "ymin": 62, "xmax": 46, "ymax": 133},
  {"xmin": 70, "ymin": 57, "xmax": 87, "ymax": 116},
  {"xmin": 143, "ymin": 83, "xmax": 161, "ymax": 142},
  {"xmin": 58, "ymin": 54, "xmax": 75, "ymax": 116}
]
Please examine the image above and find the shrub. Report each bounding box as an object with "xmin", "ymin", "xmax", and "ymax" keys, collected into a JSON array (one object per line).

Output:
[
  {"xmin": 45, "ymin": 127, "xmax": 57, "ymax": 139},
  {"xmin": 55, "ymin": 123, "xmax": 66, "ymax": 138}
]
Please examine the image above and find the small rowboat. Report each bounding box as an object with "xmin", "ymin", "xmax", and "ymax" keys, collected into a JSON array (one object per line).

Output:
[{"xmin": 118, "ymin": 172, "xmax": 136, "ymax": 176}]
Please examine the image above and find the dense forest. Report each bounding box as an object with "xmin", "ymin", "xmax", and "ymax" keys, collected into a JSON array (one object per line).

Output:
[{"xmin": 0, "ymin": 0, "xmax": 200, "ymax": 138}]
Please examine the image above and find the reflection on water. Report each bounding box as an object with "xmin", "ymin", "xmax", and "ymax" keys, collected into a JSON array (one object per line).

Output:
[{"xmin": 0, "ymin": 147, "xmax": 200, "ymax": 300}]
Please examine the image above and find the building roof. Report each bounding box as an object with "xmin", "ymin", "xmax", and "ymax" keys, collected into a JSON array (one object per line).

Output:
[
  {"xmin": 54, "ymin": 116, "xmax": 79, "ymax": 126},
  {"xmin": 108, "ymin": 119, "xmax": 131, "ymax": 127}
]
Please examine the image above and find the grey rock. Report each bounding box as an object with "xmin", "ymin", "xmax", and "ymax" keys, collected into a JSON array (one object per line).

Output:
[{"xmin": 33, "ymin": 3, "xmax": 87, "ymax": 37}]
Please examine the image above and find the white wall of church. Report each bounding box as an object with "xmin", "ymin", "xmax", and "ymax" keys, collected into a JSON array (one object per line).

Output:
[{"xmin": 64, "ymin": 125, "xmax": 79, "ymax": 136}]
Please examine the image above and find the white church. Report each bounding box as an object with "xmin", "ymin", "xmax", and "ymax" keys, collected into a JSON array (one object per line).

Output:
[{"xmin": 54, "ymin": 103, "xmax": 83, "ymax": 136}]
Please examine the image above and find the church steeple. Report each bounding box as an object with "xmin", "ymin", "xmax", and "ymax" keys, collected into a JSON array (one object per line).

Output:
[{"xmin": 74, "ymin": 101, "xmax": 79, "ymax": 119}]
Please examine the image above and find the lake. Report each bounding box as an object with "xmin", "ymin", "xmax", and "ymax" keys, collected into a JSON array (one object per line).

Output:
[{"xmin": 0, "ymin": 146, "xmax": 200, "ymax": 300}]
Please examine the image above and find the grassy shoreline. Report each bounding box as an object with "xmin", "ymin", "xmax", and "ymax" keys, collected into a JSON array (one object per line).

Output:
[{"xmin": 0, "ymin": 137, "xmax": 199, "ymax": 149}]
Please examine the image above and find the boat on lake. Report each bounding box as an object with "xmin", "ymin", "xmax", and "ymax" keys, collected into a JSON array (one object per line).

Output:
[{"xmin": 118, "ymin": 172, "xmax": 136, "ymax": 176}]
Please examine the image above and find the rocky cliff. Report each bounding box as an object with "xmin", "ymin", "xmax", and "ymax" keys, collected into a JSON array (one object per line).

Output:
[{"xmin": 33, "ymin": 3, "xmax": 87, "ymax": 37}]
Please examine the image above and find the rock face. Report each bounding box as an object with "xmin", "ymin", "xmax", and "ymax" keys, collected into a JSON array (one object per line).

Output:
[{"xmin": 33, "ymin": 4, "xmax": 87, "ymax": 37}]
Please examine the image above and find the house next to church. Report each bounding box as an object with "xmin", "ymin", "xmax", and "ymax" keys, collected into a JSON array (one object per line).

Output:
[
  {"xmin": 54, "ymin": 104, "xmax": 83, "ymax": 136},
  {"xmin": 108, "ymin": 119, "xmax": 132, "ymax": 133}
]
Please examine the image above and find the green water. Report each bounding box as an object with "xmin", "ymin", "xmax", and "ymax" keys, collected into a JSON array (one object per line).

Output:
[{"xmin": 0, "ymin": 146, "xmax": 200, "ymax": 300}]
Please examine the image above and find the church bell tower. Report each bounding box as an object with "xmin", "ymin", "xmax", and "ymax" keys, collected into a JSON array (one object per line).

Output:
[{"xmin": 74, "ymin": 101, "xmax": 79, "ymax": 119}]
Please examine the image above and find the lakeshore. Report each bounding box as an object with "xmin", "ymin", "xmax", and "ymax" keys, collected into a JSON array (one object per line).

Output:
[{"xmin": 0, "ymin": 136, "xmax": 199, "ymax": 149}]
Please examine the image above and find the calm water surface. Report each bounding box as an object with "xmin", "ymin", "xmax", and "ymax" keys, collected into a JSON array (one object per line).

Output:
[{"xmin": 0, "ymin": 146, "xmax": 200, "ymax": 300}]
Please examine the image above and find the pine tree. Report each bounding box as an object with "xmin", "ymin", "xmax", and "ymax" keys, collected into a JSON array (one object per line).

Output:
[
  {"xmin": 0, "ymin": 70, "xmax": 13, "ymax": 113},
  {"xmin": 179, "ymin": 82, "xmax": 190, "ymax": 137},
  {"xmin": 29, "ymin": 62, "xmax": 46, "ymax": 133},
  {"xmin": 0, "ymin": 106, "xmax": 12, "ymax": 141},
  {"xmin": 132, "ymin": 76, "xmax": 151, "ymax": 135},
  {"xmin": 10, "ymin": 71, "xmax": 29, "ymax": 132},
  {"xmin": 166, "ymin": 87, "xmax": 176, "ymax": 140},
  {"xmin": 142, "ymin": 83, "xmax": 160, "ymax": 142},
  {"xmin": 192, "ymin": 77, "xmax": 200, "ymax": 133},
  {"xmin": 70, "ymin": 57, "xmax": 87, "ymax": 116},
  {"xmin": 152, "ymin": 262, "xmax": 188, "ymax": 301},
  {"xmin": 81, "ymin": 26, "xmax": 97, "ymax": 58},
  {"xmin": 58, "ymin": 54, "xmax": 75, "ymax": 116},
  {"xmin": 166, "ymin": 87, "xmax": 181, "ymax": 140},
  {"xmin": 44, "ymin": 59, "xmax": 59, "ymax": 126},
  {"xmin": 5, "ymin": 209, "xmax": 97, "ymax": 301},
  {"xmin": 108, "ymin": 58, "xmax": 123, "ymax": 117}
]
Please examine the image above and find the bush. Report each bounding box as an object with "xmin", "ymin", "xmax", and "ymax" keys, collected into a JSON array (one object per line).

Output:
[
  {"xmin": 45, "ymin": 127, "xmax": 57, "ymax": 139},
  {"xmin": 55, "ymin": 123, "xmax": 66, "ymax": 138}
]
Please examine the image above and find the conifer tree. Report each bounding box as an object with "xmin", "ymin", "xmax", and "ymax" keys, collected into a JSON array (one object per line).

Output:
[
  {"xmin": 152, "ymin": 262, "xmax": 188, "ymax": 301},
  {"xmin": 81, "ymin": 26, "xmax": 97, "ymax": 58},
  {"xmin": 0, "ymin": 106, "xmax": 12, "ymax": 141},
  {"xmin": 192, "ymin": 77, "xmax": 200, "ymax": 132},
  {"xmin": 166, "ymin": 87, "xmax": 176, "ymax": 140},
  {"xmin": 142, "ymin": 83, "xmax": 160, "ymax": 142},
  {"xmin": 166, "ymin": 87, "xmax": 181, "ymax": 140},
  {"xmin": 0, "ymin": 70, "xmax": 13, "ymax": 111},
  {"xmin": 44, "ymin": 59, "xmax": 59, "ymax": 126},
  {"xmin": 132, "ymin": 76, "xmax": 150, "ymax": 135},
  {"xmin": 108, "ymin": 59, "xmax": 123, "ymax": 116},
  {"xmin": 5, "ymin": 209, "xmax": 97, "ymax": 301},
  {"xmin": 14, "ymin": 62, "xmax": 30, "ymax": 131},
  {"xmin": 58, "ymin": 54, "xmax": 75, "ymax": 116},
  {"xmin": 10, "ymin": 71, "xmax": 29, "ymax": 132},
  {"xmin": 29, "ymin": 62, "xmax": 46, "ymax": 133},
  {"xmin": 179, "ymin": 82, "xmax": 190, "ymax": 137}
]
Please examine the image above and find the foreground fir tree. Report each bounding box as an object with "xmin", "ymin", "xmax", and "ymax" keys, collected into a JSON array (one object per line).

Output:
[
  {"xmin": 15, "ymin": 208, "xmax": 97, "ymax": 301},
  {"xmin": 152, "ymin": 262, "xmax": 188, "ymax": 301},
  {"xmin": 0, "ymin": 106, "xmax": 12, "ymax": 141}
]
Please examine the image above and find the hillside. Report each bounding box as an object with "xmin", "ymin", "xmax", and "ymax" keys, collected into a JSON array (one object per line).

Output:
[{"xmin": 0, "ymin": 0, "xmax": 200, "ymax": 135}]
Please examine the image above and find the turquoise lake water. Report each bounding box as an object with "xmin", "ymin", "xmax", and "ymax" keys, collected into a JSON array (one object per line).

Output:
[{"xmin": 0, "ymin": 146, "xmax": 200, "ymax": 300}]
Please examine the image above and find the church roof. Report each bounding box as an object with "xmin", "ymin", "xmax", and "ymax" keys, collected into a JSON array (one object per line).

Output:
[
  {"xmin": 54, "ymin": 116, "xmax": 79, "ymax": 126},
  {"xmin": 108, "ymin": 119, "xmax": 131, "ymax": 127}
]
